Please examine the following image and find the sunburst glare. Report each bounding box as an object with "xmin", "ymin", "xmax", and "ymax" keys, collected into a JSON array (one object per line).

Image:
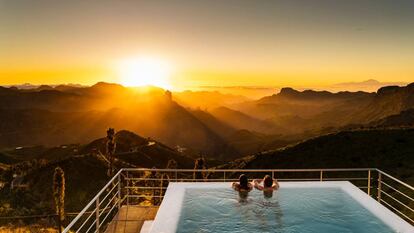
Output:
[{"xmin": 117, "ymin": 57, "xmax": 172, "ymax": 89}]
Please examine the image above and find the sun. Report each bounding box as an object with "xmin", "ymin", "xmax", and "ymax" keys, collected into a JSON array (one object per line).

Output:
[{"xmin": 117, "ymin": 57, "xmax": 172, "ymax": 89}]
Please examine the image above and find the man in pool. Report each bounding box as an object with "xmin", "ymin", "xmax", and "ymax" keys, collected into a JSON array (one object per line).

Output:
[{"xmin": 253, "ymin": 175, "xmax": 279, "ymax": 198}]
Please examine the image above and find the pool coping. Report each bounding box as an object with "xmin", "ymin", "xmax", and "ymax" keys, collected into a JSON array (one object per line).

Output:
[{"xmin": 150, "ymin": 181, "xmax": 414, "ymax": 233}]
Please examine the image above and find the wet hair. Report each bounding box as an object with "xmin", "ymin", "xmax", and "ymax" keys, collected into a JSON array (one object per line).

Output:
[
  {"xmin": 263, "ymin": 175, "xmax": 273, "ymax": 188},
  {"xmin": 239, "ymin": 174, "xmax": 249, "ymax": 190}
]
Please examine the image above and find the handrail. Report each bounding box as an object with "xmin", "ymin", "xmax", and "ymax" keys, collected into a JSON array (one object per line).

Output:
[
  {"xmin": 380, "ymin": 199, "xmax": 414, "ymax": 225},
  {"xmin": 380, "ymin": 181, "xmax": 414, "ymax": 202},
  {"xmin": 122, "ymin": 168, "xmax": 375, "ymax": 172},
  {"xmin": 62, "ymin": 169, "xmax": 123, "ymax": 233},
  {"xmin": 63, "ymin": 168, "xmax": 413, "ymax": 232},
  {"xmin": 376, "ymin": 169, "xmax": 414, "ymax": 190},
  {"xmin": 380, "ymin": 190, "xmax": 414, "ymax": 213}
]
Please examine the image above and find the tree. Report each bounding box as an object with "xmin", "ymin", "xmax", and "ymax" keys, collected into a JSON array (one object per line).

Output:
[
  {"xmin": 166, "ymin": 159, "xmax": 177, "ymax": 169},
  {"xmin": 53, "ymin": 167, "xmax": 65, "ymax": 233},
  {"xmin": 165, "ymin": 159, "xmax": 177, "ymax": 181},
  {"xmin": 106, "ymin": 128, "xmax": 116, "ymax": 177},
  {"xmin": 165, "ymin": 90, "xmax": 172, "ymax": 101},
  {"xmin": 193, "ymin": 157, "xmax": 207, "ymax": 181},
  {"xmin": 159, "ymin": 159, "xmax": 178, "ymax": 203}
]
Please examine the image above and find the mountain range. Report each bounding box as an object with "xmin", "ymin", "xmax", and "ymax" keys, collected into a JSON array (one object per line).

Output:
[{"xmin": 1, "ymin": 82, "xmax": 414, "ymax": 161}]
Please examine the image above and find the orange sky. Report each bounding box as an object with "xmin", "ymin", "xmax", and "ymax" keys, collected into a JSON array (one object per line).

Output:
[{"xmin": 1, "ymin": 0, "xmax": 414, "ymax": 89}]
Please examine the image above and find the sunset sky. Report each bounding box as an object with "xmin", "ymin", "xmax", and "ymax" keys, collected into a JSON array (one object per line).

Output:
[{"xmin": 1, "ymin": 0, "xmax": 414, "ymax": 89}]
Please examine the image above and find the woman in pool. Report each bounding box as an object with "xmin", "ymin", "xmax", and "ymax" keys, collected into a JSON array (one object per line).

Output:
[
  {"xmin": 232, "ymin": 174, "xmax": 253, "ymax": 192},
  {"xmin": 253, "ymin": 175, "xmax": 279, "ymax": 198},
  {"xmin": 232, "ymin": 174, "xmax": 253, "ymax": 200}
]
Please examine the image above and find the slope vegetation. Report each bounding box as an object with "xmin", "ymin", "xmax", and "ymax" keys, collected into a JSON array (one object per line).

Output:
[{"xmin": 225, "ymin": 129, "xmax": 414, "ymax": 185}]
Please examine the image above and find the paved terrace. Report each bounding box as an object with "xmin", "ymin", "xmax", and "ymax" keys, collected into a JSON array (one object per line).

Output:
[{"xmin": 105, "ymin": 206, "xmax": 158, "ymax": 233}]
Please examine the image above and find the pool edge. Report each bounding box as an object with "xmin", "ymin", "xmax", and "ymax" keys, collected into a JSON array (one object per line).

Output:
[{"xmin": 149, "ymin": 182, "xmax": 414, "ymax": 233}]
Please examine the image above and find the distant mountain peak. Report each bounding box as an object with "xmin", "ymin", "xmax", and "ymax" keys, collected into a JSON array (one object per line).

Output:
[
  {"xmin": 277, "ymin": 87, "xmax": 337, "ymax": 98},
  {"xmin": 336, "ymin": 79, "xmax": 381, "ymax": 86},
  {"xmin": 362, "ymin": 79, "xmax": 381, "ymax": 84},
  {"xmin": 332, "ymin": 79, "xmax": 408, "ymax": 92},
  {"xmin": 88, "ymin": 82, "xmax": 126, "ymax": 93},
  {"xmin": 279, "ymin": 87, "xmax": 300, "ymax": 96},
  {"xmin": 91, "ymin": 82, "xmax": 124, "ymax": 88}
]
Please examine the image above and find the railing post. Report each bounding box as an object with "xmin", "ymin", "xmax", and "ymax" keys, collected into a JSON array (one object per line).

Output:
[
  {"xmin": 377, "ymin": 172, "xmax": 382, "ymax": 202},
  {"xmin": 272, "ymin": 171, "xmax": 274, "ymax": 179},
  {"xmin": 320, "ymin": 170, "xmax": 323, "ymax": 182},
  {"xmin": 117, "ymin": 173, "xmax": 121, "ymax": 209},
  {"xmin": 175, "ymin": 171, "xmax": 178, "ymax": 182},
  {"xmin": 367, "ymin": 170, "xmax": 371, "ymax": 196},
  {"xmin": 160, "ymin": 174, "xmax": 164, "ymax": 202},
  {"xmin": 223, "ymin": 171, "xmax": 226, "ymax": 182},
  {"xmin": 96, "ymin": 196, "xmax": 100, "ymax": 233},
  {"xmin": 126, "ymin": 171, "xmax": 129, "ymax": 206}
]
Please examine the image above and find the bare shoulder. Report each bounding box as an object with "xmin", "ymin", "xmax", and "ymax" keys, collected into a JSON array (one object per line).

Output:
[
  {"xmin": 272, "ymin": 180, "xmax": 280, "ymax": 190},
  {"xmin": 248, "ymin": 183, "xmax": 254, "ymax": 191},
  {"xmin": 232, "ymin": 182, "xmax": 240, "ymax": 191},
  {"xmin": 254, "ymin": 183, "xmax": 264, "ymax": 191}
]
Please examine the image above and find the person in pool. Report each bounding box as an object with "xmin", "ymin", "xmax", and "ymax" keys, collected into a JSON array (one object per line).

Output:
[
  {"xmin": 232, "ymin": 174, "xmax": 253, "ymax": 200},
  {"xmin": 232, "ymin": 174, "xmax": 253, "ymax": 192},
  {"xmin": 253, "ymin": 175, "xmax": 279, "ymax": 198}
]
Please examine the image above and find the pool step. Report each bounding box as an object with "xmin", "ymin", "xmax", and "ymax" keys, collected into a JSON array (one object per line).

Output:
[{"xmin": 140, "ymin": 220, "xmax": 154, "ymax": 233}]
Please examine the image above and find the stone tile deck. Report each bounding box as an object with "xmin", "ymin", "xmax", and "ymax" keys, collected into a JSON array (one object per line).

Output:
[{"xmin": 105, "ymin": 206, "xmax": 158, "ymax": 233}]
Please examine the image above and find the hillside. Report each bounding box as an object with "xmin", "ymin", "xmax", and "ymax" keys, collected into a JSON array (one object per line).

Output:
[
  {"xmin": 0, "ymin": 130, "xmax": 195, "ymax": 168},
  {"xmin": 369, "ymin": 109, "xmax": 414, "ymax": 127},
  {"xmin": 189, "ymin": 109, "xmax": 236, "ymax": 138},
  {"xmin": 173, "ymin": 90, "xmax": 248, "ymax": 109},
  {"xmin": 224, "ymin": 129, "xmax": 414, "ymax": 185},
  {"xmin": 209, "ymin": 107, "xmax": 278, "ymax": 134},
  {"xmin": 224, "ymin": 129, "xmax": 295, "ymax": 155},
  {"xmin": 81, "ymin": 130, "xmax": 195, "ymax": 168},
  {"xmin": 0, "ymin": 130, "xmax": 196, "ymax": 217},
  {"xmin": 21, "ymin": 155, "xmax": 108, "ymax": 213},
  {"xmin": 237, "ymin": 87, "xmax": 373, "ymax": 119}
]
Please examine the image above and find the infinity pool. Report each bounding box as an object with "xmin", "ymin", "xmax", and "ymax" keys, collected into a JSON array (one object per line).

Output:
[{"xmin": 150, "ymin": 182, "xmax": 414, "ymax": 233}]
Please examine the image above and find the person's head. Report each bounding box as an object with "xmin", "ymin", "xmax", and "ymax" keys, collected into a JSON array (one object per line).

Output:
[
  {"xmin": 239, "ymin": 174, "xmax": 249, "ymax": 189},
  {"xmin": 263, "ymin": 175, "xmax": 273, "ymax": 188}
]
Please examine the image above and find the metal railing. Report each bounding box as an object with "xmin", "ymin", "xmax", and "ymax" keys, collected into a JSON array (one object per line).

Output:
[
  {"xmin": 62, "ymin": 168, "xmax": 414, "ymax": 232},
  {"xmin": 376, "ymin": 169, "xmax": 414, "ymax": 224}
]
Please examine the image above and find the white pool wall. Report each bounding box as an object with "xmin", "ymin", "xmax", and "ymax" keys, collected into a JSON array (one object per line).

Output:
[{"xmin": 149, "ymin": 181, "xmax": 414, "ymax": 233}]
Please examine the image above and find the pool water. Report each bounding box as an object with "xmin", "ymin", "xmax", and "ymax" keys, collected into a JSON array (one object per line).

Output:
[{"xmin": 176, "ymin": 187, "xmax": 396, "ymax": 233}]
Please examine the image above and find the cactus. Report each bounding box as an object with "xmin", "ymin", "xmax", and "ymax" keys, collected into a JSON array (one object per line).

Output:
[{"xmin": 53, "ymin": 167, "xmax": 65, "ymax": 233}]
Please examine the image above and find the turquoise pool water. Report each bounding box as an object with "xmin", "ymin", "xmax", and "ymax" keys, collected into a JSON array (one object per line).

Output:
[{"xmin": 176, "ymin": 187, "xmax": 396, "ymax": 233}]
